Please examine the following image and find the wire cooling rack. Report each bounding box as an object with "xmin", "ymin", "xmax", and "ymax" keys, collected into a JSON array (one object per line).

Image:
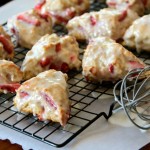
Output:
[{"xmin": 0, "ymin": 0, "xmax": 150, "ymax": 148}]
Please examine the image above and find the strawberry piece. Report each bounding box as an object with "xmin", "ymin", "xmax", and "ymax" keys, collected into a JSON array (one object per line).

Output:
[
  {"xmin": 11, "ymin": 28, "xmax": 16, "ymax": 34},
  {"xmin": 109, "ymin": 64, "xmax": 114, "ymax": 74},
  {"xmin": 54, "ymin": 15, "xmax": 68, "ymax": 23},
  {"xmin": 41, "ymin": 93, "xmax": 57, "ymax": 110},
  {"xmin": 107, "ymin": 2, "xmax": 116, "ymax": 7},
  {"xmin": 141, "ymin": 0, "xmax": 148, "ymax": 6},
  {"xmin": 49, "ymin": 12, "xmax": 68, "ymax": 24},
  {"xmin": 90, "ymin": 16, "xmax": 97, "ymax": 26},
  {"xmin": 55, "ymin": 43, "xmax": 61, "ymax": 53},
  {"xmin": 0, "ymin": 35, "xmax": 13, "ymax": 54},
  {"xmin": 61, "ymin": 63, "xmax": 69, "ymax": 73},
  {"xmin": 66, "ymin": 9, "xmax": 76, "ymax": 18},
  {"xmin": 40, "ymin": 57, "xmax": 52, "ymax": 67},
  {"xmin": 70, "ymin": 55, "xmax": 76, "ymax": 62},
  {"xmin": 49, "ymin": 63, "xmax": 60, "ymax": 70},
  {"xmin": 85, "ymin": 75, "xmax": 90, "ymax": 81},
  {"xmin": 118, "ymin": 10, "xmax": 127, "ymax": 22},
  {"xmin": 17, "ymin": 14, "xmax": 41, "ymax": 26},
  {"xmin": 39, "ymin": 13, "xmax": 49, "ymax": 22},
  {"xmin": 128, "ymin": 61, "xmax": 145, "ymax": 70},
  {"xmin": 90, "ymin": 67, "xmax": 96, "ymax": 75},
  {"xmin": 34, "ymin": 0, "xmax": 48, "ymax": 21},
  {"xmin": 20, "ymin": 91, "xmax": 29, "ymax": 98},
  {"xmin": 78, "ymin": 0, "xmax": 83, "ymax": 5},
  {"xmin": 34, "ymin": 0, "xmax": 46, "ymax": 11},
  {"xmin": 0, "ymin": 83, "xmax": 20, "ymax": 93}
]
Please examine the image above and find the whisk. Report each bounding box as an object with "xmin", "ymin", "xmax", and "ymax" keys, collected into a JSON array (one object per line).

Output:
[{"xmin": 113, "ymin": 66, "xmax": 150, "ymax": 130}]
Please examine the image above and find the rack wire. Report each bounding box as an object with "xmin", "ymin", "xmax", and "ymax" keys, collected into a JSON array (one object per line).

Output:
[{"xmin": 0, "ymin": 0, "xmax": 150, "ymax": 148}]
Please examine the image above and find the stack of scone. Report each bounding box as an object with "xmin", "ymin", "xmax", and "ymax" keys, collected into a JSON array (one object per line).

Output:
[{"xmin": 0, "ymin": 0, "xmax": 149, "ymax": 126}]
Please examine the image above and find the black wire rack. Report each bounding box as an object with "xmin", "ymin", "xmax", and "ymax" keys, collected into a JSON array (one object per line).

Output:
[{"xmin": 0, "ymin": 0, "xmax": 150, "ymax": 148}]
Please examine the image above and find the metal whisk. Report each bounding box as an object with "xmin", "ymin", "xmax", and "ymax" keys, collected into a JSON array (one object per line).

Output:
[{"xmin": 113, "ymin": 66, "xmax": 150, "ymax": 130}]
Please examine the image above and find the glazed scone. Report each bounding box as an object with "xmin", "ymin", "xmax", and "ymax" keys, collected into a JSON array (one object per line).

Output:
[
  {"xmin": 82, "ymin": 37, "xmax": 145, "ymax": 82},
  {"xmin": 0, "ymin": 25, "xmax": 14, "ymax": 60},
  {"xmin": 7, "ymin": 9, "xmax": 52, "ymax": 49},
  {"xmin": 21, "ymin": 33, "xmax": 81, "ymax": 80},
  {"xmin": 66, "ymin": 8, "xmax": 139, "ymax": 41},
  {"xmin": 0, "ymin": 60, "xmax": 23, "ymax": 93},
  {"xmin": 123, "ymin": 15, "xmax": 150, "ymax": 53},
  {"xmin": 34, "ymin": 0, "xmax": 90, "ymax": 25},
  {"xmin": 14, "ymin": 70, "xmax": 70, "ymax": 126},
  {"xmin": 106, "ymin": 0, "xmax": 145, "ymax": 16}
]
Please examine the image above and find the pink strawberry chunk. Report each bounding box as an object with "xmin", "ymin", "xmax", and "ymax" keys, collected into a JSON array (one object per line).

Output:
[
  {"xmin": 90, "ymin": 16, "xmax": 97, "ymax": 26},
  {"xmin": 40, "ymin": 57, "xmax": 52, "ymax": 67},
  {"xmin": 55, "ymin": 43, "xmax": 61, "ymax": 53},
  {"xmin": 39, "ymin": 13, "xmax": 49, "ymax": 21},
  {"xmin": 49, "ymin": 63, "xmax": 60, "ymax": 70},
  {"xmin": 118, "ymin": 10, "xmax": 127, "ymax": 22},
  {"xmin": 109, "ymin": 64, "xmax": 114, "ymax": 74},
  {"xmin": 20, "ymin": 91, "xmax": 29, "ymax": 98},
  {"xmin": 70, "ymin": 55, "xmax": 76, "ymax": 62},
  {"xmin": 66, "ymin": 9, "xmax": 76, "ymax": 18},
  {"xmin": 141, "ymin": 0, "xmax": 148, "ymax": 6},
  {"xmin": 0, "ymin": 35, "xmax": 13, "ymax": 54},
  {"xmin": 61, "ymin": 63, "xmax": 69, "ymax": 73},
  {"xmin": 41, "ymin": 92, "xmax": 57, "ymax": 110},
  {"xmin": 78, "ymin": 0, "xmax": 83, "ymax": 5},
  {"xmin": 90, "ymin": 67, "xmax": 96, "ymax": 75},
  {"xmin": 49, "ymin": 12, "xmax": 68, "ymax": 24},
  {"xmin": 34, "ymin": 0, "xmax": 46, "ymax": 11},
  {"xmin": 0, "ymin": 83, "xmax": 20, "ymax": 93},
  {"xmin": 128, "ymin": 61, "xmax": 145, "ymax": 70},
  {"xmin": 17, "ymin": 14, "xmax": 41, "ymax": 26}
]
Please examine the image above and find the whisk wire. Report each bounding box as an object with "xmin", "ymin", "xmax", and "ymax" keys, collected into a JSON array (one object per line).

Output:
[{"xmin": 113, "ymin": 66, "xmax": 150, "ymax": 130}]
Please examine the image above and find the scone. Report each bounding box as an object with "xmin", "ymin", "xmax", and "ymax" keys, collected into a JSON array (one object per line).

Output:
[
  {"xmin": 34, "ymin": 0, "xmax": 90, "ymax": 25},
  {"xmin": 7, "ymin": 9, "xmax": 52, "ymax": 49},
  {"xmin": 0, "ymin": 25, "xmax": 14, "ymax": 60},
  {"xmin": 14, "ymin": 70, "xmax": 70, "ymax": 126},
  {"xmin": 0, "ymin": 60, "xmax": 23, "ymax": 93},
  {"xmin": 66, "ymin": 8, "xmax": 139, "ymax": 41},
  {"xmin": 106, "ymin": 0, "xmax": 145, "ymax": 16},
  {"xmin": 21, "ymin": 33, "xmax": 81, "ymax": 80},
  {"xmin": 123, "ymin": 15, "xmax": 150, "ymax": 53},
  {"xmin": 82, "ymin": 37, "xmax": 145, "ymax": 82}
]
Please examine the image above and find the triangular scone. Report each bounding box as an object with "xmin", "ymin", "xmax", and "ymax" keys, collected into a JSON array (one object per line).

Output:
[
  {"xmin": 0, "ymin": 25, "xmax": 14, "ymax": 60},
  {"xmin": 106, "ymin": 0, "xmax": 145, "ymax": 16},
  {"xmin": 34, "ymin": 0, "xmax": 89, "ymax": 25},
  {"xmin": 66, "ymin": 8, "xmax": 138, "ymax": 41},
  {"xmin": 21, "ymin": 34, "xmax": 81, "ymax": 80},
  {"xmin": 14, "ymin": 70, "xmax": 70, "ymax": 126},
  {"xmin": 0, "ymin": 60, "xmax": 23, "ymax": 93},
  {"xmin": 82, "ymin": 37, "xmax": 145, "ymax": 82},
  {"xmin": 123, "ymin": 15, "xmax": 150, "ymax": 53},
  {"xmin": 7, "ymin": 9, "xmax": 52, "ymax": 49}
]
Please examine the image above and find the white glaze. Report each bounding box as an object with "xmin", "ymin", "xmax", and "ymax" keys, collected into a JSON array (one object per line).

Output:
[
  {"xmin": 7, "ymin": 9, "xmax": 52, "ymax": 49},
  {"xmin": 106, "ymin": 0, "xmax": 145, "ymax": 15},
  {"xmin": 14, "ymin": 70, "xmax": 70, "ymax": 126},
  {"xmin": 82, "ymin": 37, "xmax": 145, "ymax": 82},
  {"xmin": 21, "ymin": 33, "xmax": 81, "ymax": 80},
  {"xmin": 124, "ymin": 14, "xmax": 150, "ymax": 53},
  {"xmin": 67, "ymin": 8, "xmax": 138, "ymax": 41},
  {"xmin": 38, "ymin": 0, "xmax": 89, "ymax": 25}
]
